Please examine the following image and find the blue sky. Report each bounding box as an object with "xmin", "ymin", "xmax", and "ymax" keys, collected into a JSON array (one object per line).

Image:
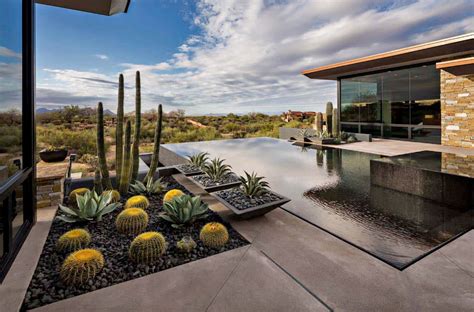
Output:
[{"xmin": 25, "ymin": 1, "xmax": 474, "ymax": 114}]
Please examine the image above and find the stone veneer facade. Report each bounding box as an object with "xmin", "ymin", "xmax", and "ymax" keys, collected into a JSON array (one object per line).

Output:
[{"xmin": 440, "ymin": 70, "xmax": 474, "ymax": 148}]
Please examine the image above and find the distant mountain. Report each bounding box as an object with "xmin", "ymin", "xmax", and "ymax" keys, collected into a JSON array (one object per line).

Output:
[
  {"xmin": 36, "ymin": 107, "xmax": 60, "ymax": 114},
  {"xmin": 36, "ymin": 107, "xmax": 116, "ymax": 116},
  {"xmin": 104, "ymin": 109, "xmax": 116, "ymax": 116}
]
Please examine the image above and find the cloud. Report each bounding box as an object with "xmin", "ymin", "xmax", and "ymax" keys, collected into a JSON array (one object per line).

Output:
[
  {"xmin": 37, "ymin": 0, "xmax": 474, "ymax": 114},
  {"xmin": 0, "ymin": 46, "xmax": 22, "ymax": 60},
  {"xmin": 95, "ymin": 54, "xmax": 109, "ymax": 60}
]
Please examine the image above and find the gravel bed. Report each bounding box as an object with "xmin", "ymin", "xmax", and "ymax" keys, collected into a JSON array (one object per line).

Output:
[
  {"xmin": 214, "ymin": 188, "xmax": 285, "ymax": 210},
  {"xmin": 175, "ymin": 163, "xmax": 203, "ymax": 175},
  {"xmin": 22, "ymin": 176, "xmax": 249, "ymax": 310},
  {"xmin": 191, "ymin": 173, "xmax": 240, "ymax": 188}
]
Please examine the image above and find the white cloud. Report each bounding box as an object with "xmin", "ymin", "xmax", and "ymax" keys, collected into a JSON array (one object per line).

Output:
[
  {"xmin": 38, "ymin": 0, "xmax": 474, "ymax": 114},
  {"xmin": 0, "ymin": 46, "xmax": 22, "ymax": 59},
  {"xmin": 95, "ymin": 54, "xmax": 109, "ymax": 60}
]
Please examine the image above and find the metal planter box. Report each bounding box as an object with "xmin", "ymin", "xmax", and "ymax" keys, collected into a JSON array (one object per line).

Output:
[
  {"xmin": 211, "ymin": 190, "xmax": 291, "ymax": 219},
  {"xmin": 189, "ymin": 174, "xmax": 241, "ymax": 192},
  {"xmin": 174, "ymin": 164, "xmax": 203, "ymax": 176}
]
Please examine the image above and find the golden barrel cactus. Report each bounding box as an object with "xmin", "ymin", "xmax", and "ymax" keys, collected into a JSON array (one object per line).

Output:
[
  {"xmin": 56, "ymin": 229, "xmax": 91, "ymax": 253},
  {"xmin": 129, "ymin": 232, "xmax": 166, "ymax": 264},
  {"xmin": 69, "ymin": 188, "xmax": 89, "ymax": 202},
  {"xmin": 163, "ymin": 189, "xmax": 184, "ymax": 203},
  {"xmin": 124, "ymin": 195, "xmax": 150, "ymax": 209},
  {"xmin": 116, "ymin": 208, "xmax": 149, "ymax": 234},
  {"xmin": 102, "ymin": 189, "xmax": 121, "ymax": 203},
  {"xmin": 60, "ymin": 248, "xmax": 105, "ymax": 285},
  {"xmin": 200, "ymin": 222, "xmax": 229, "ymax": 248}
]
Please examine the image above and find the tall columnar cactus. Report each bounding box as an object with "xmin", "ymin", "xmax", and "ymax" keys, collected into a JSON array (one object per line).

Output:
[
  {"xmin": 144, "ymin": 104, "xmax": 163, "ymax": 183},
  {"xmin": 94, "ymin": 168, "xmax": 103, "ymax": 194},
  {"xmin": 97, "ymin": 102, "xmax": 113, "ymax": 190},
  {"xmin": 116, "ymin": 74, "xmax": 124, "ymax": 184},
  {"xmin": 315, "ymin": 112, "xmax": 323, "ymax": 134},
  {"xmin": 119, "ymin": 120, "xmax": 132, "ymax": 195},
  {"xmin": 325, "ymin": 102, "xmax": 333, "ymax": 136},
  {"xmin": 332, "ymin": 107, "xmax": 339, "ymax": 138},
  {"xmin": 131, "ymin": 71, "xmax": 141, "ymax": 182}
]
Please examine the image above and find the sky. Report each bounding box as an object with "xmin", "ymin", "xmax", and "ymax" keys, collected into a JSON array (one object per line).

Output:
[{"xmin": 5, "ymin": 0, "xmax": 474, "ymax": 115}]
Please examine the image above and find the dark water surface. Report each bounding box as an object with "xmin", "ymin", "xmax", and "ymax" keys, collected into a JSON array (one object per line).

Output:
[{"xmin": 165, "ymin": 138, "xmax": 472, "ymax": 268}]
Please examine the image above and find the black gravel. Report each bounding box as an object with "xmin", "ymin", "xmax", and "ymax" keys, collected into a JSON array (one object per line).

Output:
[
  {"xmin": 22, "ymin": 176, "xmax": 249, "ymax": 310},
  {"xmin": 214, "ymin": 188, "xmax": 285, "ymax": 210},
  {"xmin": 175, "ymin": 163, "xmax": 203, "ymax": 175},
  {"xmin": 191, "ymin": 173, "xmax": 240, "ymax": 188}
]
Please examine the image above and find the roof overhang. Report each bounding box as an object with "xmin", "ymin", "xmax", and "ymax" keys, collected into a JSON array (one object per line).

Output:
[
  {"xmin": 302, "ymin": 33, "xmax": 474, "ymax": 80},
  {"xmin": 36, "ymin": 0, "xmax": 131, "ymax": 16},
  {"xmin": 436, "ymin": 57, "xmax": 474, "ymax": 76}
]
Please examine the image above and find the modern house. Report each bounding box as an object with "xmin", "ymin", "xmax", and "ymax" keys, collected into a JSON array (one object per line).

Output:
[
  {"xmin": 302, "ymin": 33, "xmax": 474, "ymax": 147},
  {"xmin": 0, "ymin": 0, "xmax": 130, "ymax": 282}
]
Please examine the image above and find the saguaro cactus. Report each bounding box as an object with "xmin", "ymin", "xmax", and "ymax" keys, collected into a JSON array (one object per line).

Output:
[
  {"xmin": 131, "ymin": 71, "xmax": 141, "ymax": 182},
  {"xmin": 315, "ymin": 112, "xmax": 323, "ymax": 133},
  {"xmin": 93, "ymin": 168, "xmax": 103, "ymax": 194},
  {"xmin": 144, "ymin": 104, "xmax": 163, "ymax": 183},
  {"xmin": 119, "ymin": 120, "xmax": 132, "ymax": 195},
  {"xmin": 325, "ymin": 102, "xmax": 333, "ymax": 136},
  {"xmin": 97, "ymin": 102, "xmax": 113, "ymax": 190},
  {"xmin": 332, "ymin": 108, "xmax": 339, "ymax": 138},
  {"xmin": 116, "ymin": 74, "xmax": 124, "ymax": 184}
]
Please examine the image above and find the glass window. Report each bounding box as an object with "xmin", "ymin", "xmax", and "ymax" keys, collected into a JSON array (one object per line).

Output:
[
  {"xmin": 341, "ymin": 80, "xmax": 359, "ymax": 122},
  {"xmin": 383, "ymin": 126, "xmax": 409, "ymax": 139},
  {"xmin": 341, "ymin": 123, "xmax": 359, "ymax": 133},
  {"xmin": 358, "ymin": 74, "xmax": 382, "ymax": 122},
  {"xmin": 383, "ymin": 68, "xmax": 409, "ymax": 124},
  {"xmin": 412, "ymin": 127, "xmax": 441, "ymax": 144},
  {"xmin": 0, "ymin": 0, "xmax": 23, "ymax": 186},
  {"xmin": 361, "ymin": 124, "xmax": 381, "ymax": 137},
  {"xmin": 410, "ymin": 65, "xmax": 440, "ymax": 126}
]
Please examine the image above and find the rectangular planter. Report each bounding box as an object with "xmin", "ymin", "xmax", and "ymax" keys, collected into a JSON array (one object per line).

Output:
[
  {"xmin": 174, "ymin": 164, "xmax": 203, "ymax": 176},
  {"xmin": 211, "ymin": 190, "xmax": 291, "ymax": 219},
  {"xmin": 189, "ymin": 174, "xmax": 241, "ymax": 193}
]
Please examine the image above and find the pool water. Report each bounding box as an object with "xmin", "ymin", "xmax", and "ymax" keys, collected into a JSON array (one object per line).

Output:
[{"xmin": 164, "ymin": 137, "xmax": 472, "ymax": 268}]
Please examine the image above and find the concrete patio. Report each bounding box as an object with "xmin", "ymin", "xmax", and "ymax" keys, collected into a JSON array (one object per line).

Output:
[{"xmin": 0, "ymin": 139, "xmax": 472, "ymax": 311}]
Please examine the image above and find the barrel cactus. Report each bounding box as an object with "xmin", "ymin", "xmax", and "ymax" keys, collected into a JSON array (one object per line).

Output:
[
  {"xmin": 332, "ymin": 107, "xmax": 339, "ymax": 138},
  {"xmin": 69, "ymin": 188, "xmax": 89, "ymax": 202},
  {"xmin": 119, "ymin": 119, "xmax": 132, "ymax": 195},
  {"xmin": 97, "ymin": 102, "xmax": 113, "ymax": 190},
  {"xmin": 325, "ymin": 102, "xmax": 333, "ymax": 135},
  {"xmin": 116, "ymin": 208, "xmax": 149, "ymax": 234},
  {"xmin": 116, "ymin": 74, "xmax": 125, "ymax": 184},
  {"xmin": 176, "ymin": 236, "xmax": 197, "ymax": 253},
  {"xmin": 200, "ymin": 222, "xmax": 229, "ymax": 248},
  {"xmin": 125, "ymin": 195, "xmax": 150, "ymax": 209},
  {"xmin": 129, "ymin": 231, "xmax": 167, "ymax": 264},
  {"xmin": 163, "ymin": 189, "xmax": 184, "ymax": 203},
  {"xmin": 131, "ymin": 71, "xmax": 141, "ymax": 182},
  {"xmin": 144, "ymin": 104, "xmax": 163, "ymax": 184},
  {"xmin": 56, "ymin": 229, "xmax": 91, "ymax": 252},
  {"xmin": 102, "ymin": 189, "xmax": 121, "ymax": 203},
  {"xmin": 60, "ymin": 249, "xmax": 105, "ymax": 285}
]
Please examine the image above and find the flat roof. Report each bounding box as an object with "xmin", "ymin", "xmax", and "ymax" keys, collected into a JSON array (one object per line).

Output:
[
  {"xmin": 302, "ymin": 33, "xmax": 474, "ymax": 80},
  {"xmin": 36, "ymin": 0, "xmax": 131, "ymax": 16}
]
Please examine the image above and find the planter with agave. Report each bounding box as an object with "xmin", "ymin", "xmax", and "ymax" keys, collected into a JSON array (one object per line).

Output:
[
  {"xmin": 211, "ymin": 171, "xmax": 290, "ymax": 218},
  {"xmin": 175, "ymin": 152, "xmax": 209, "ymax": 176},
  {"xmin": 189, "ymin": 158, "xmax": 241, "ymax": 192}
]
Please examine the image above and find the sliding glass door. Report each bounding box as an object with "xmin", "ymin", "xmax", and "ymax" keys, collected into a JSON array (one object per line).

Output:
[{"xmin": 0, "ymin": 0, "xmax": 35, "ymax": 282}]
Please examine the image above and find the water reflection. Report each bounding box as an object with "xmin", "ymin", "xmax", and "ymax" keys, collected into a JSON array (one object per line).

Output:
[{"xmin": 165, "ymin": 138, "xmax": 472, "ymax": 268}]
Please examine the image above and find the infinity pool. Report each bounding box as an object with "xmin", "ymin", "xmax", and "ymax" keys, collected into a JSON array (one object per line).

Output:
[{"xmin": 164, "ymin": 137, "xmax": 472, "ymax": 268}]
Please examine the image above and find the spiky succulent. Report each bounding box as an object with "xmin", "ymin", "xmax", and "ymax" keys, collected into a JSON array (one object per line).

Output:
[
  {"xmin": 57, "ymin": 190, "xmax": 121, "ymax": 223},
  {"xmin": 163, "ymin": 189, "xmax": 185, "ymax": 203},
  {"xmin": 239, "ymin": 171, "xmax": 270, "ymax": 198},
  {"xmin": 159, "ymin": 195, "xmax": 209, "ymax": 228},
  {"xmin": 187, "ymin": 152, "xmax": 209, "ymax": 168},
  {"xmin": 102, "ymin": 189, "xmax": 121, "ymax": 203},
  {"xmin": 124, "ymin": 195, "xmax": 150, "ymax": 209},
  {"xmin": 129, "ymin": 177, "xmax": 168, "ymax": 196},
  {"xmin": 56, "ymin": 229, "xmax": 91, "ymax": 252},
  {"xmin": 200, "ymin": 222, "xmax": 229, "ymax": 248},
  {"xmin": 299, "ymin": 128, "xmax": 314, "ymax": 139},
  {"xmin": 203, "ymin": 158, "xmax": 232, "ymax": 182},
  {"xmin": 60, "ymin": 249, "xmax": 105, "ymax": 285},
  {"xmin": 116, "ymin": 208, "xmax": 149, "ymax": 234},
  {"xmin": 176, "ymin": 236, "xmax": 197, "ymax": 253},
  {"xmin": 129, "ymin": 232, "xmax": 167, "ymax": 264}
]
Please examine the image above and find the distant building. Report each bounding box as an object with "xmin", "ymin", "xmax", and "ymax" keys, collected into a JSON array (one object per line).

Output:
[{"xmin": 283, "ymin": 110, "xmax": 316, "ymax": 122}]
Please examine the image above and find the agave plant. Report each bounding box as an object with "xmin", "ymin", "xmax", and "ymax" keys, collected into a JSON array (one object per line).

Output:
[
  {"xmin": 187, "ymin": 152, "xmax": 209, "ymax": 168},
  {"xmin": 239, "ymin": 171, "xmax": 270, "ymax": 198},
  {"xmin": 129, "ymin": 177, "xmax": 168, "ymax": 196},
  {"xmin": 203, "ymin": 158, "xmax": 232, "ymax": 182},
  {"xmin": 57, "ymin": 190, "xmax": 121, "ymax": 223},
  {"xmin": 299, "ymin": 128, "xmax": 314, "ymax": 139},
  {"xmin": 159, "ymin": 195, "xmax": 209, "ymax": 228}
]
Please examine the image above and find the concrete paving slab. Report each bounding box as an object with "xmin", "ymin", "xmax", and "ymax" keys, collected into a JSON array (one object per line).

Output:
[
  {"xmin": 32, "ymin": 246, "xmax": 250, "ymax": 312},
  {"xmin": 207, "ymin": 246, "xmax": 329, "ymax": 312},
  {"xmin": 438, "ymin": 230, "xmax": 474, "ymax": 277}
]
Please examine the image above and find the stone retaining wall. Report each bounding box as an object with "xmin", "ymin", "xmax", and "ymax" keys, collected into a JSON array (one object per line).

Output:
[
  {"xmin": 440, "ymin": 70, "xmax": 474, "ymax": 148},
  {"xmin": 36, "ymin": 177, "xmax": 63, "ymax": 209}
]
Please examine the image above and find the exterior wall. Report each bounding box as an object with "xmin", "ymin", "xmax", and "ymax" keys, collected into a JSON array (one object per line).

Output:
[
  {"xmin": 36, "ymin": 177, "xmax": 63, "ymax": 208},
  {"xmin": 441, "ymin": 70, "xmax": 474, "ymax": 148}
]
